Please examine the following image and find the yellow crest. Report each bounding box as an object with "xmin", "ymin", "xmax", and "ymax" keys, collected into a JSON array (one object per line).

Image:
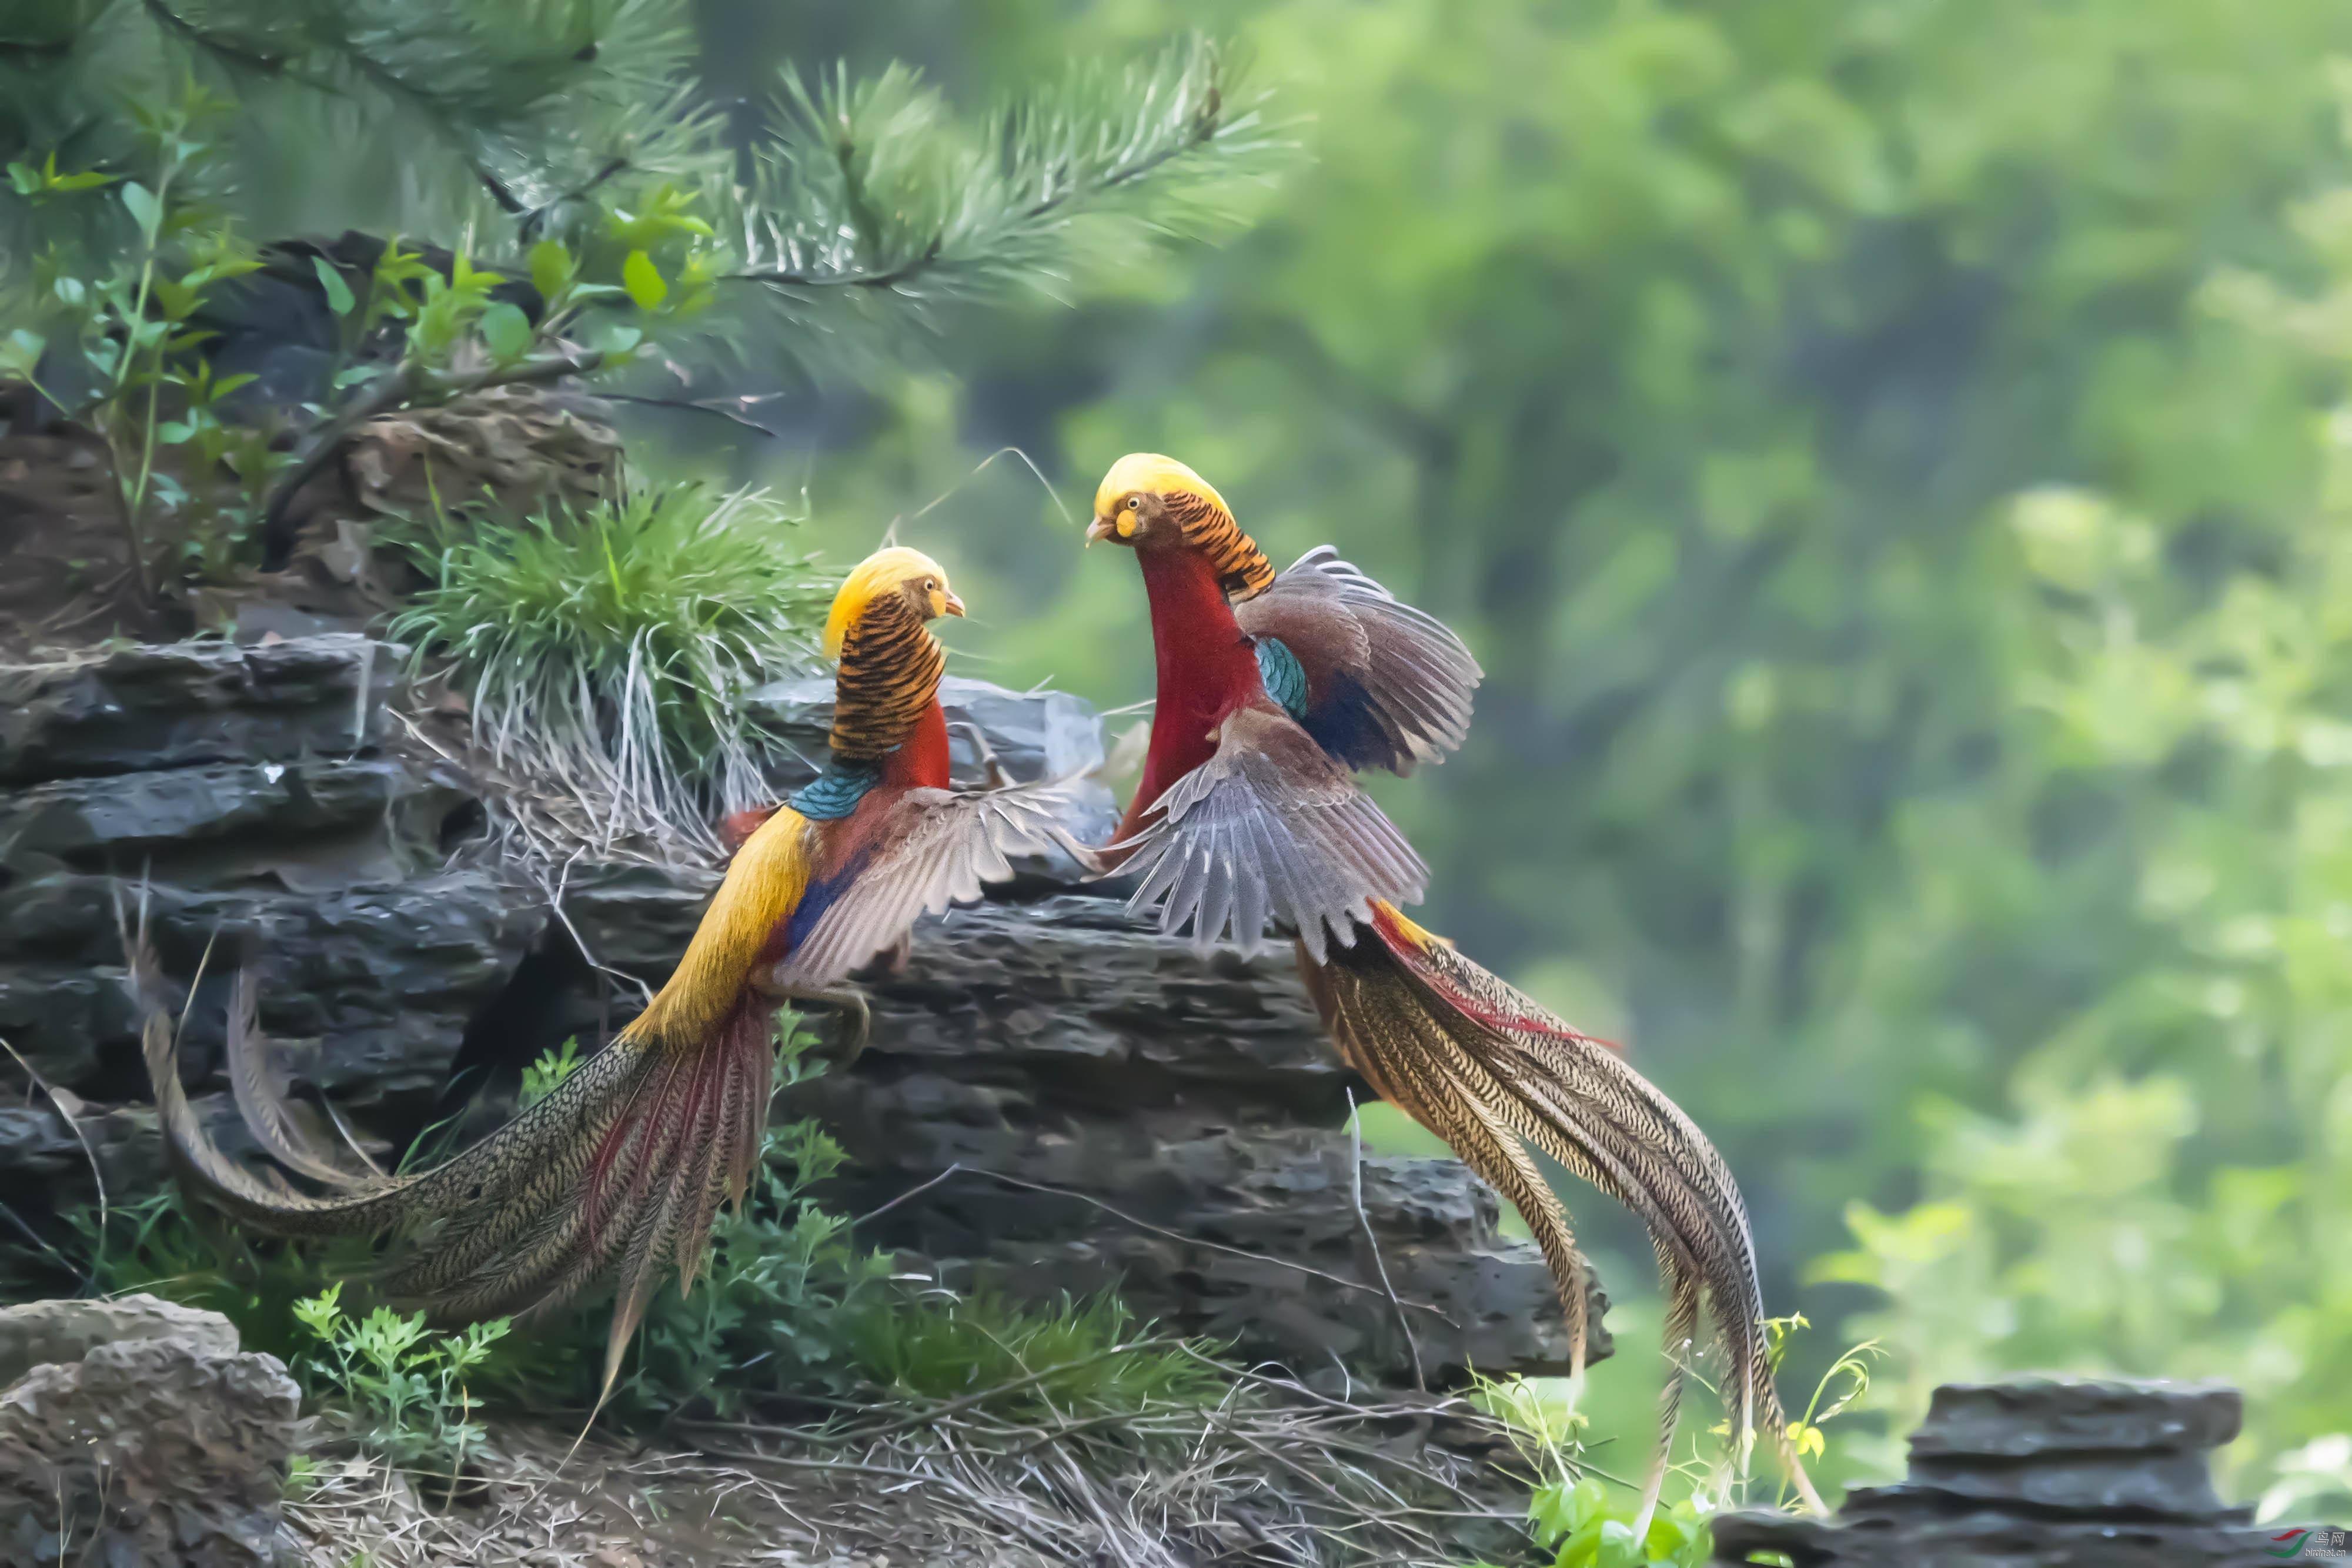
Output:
[
  {"xmin": 824, "ymin": 546, "xmax": 952, "ymax": 660},
  {"xmin": 1094, "ymin": 453, "xmax": 1231, "ymax": 530}
]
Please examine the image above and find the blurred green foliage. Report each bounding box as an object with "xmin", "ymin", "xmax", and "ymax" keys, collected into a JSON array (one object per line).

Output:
[{"xmin": 706, "ymin": 0, "xmax": 2352, "ymax": 1517}]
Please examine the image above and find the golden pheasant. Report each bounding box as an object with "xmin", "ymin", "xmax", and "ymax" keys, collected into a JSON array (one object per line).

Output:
[
  {"xmin": 140, "ymin": 546, "xmax": 1084, "ymax": 1389},
  {"xmin": 1084, "ymin": 453, "xmax": 1824, "ymax": 1519}
]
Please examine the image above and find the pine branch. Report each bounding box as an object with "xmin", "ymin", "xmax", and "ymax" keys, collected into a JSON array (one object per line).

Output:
[
  {"xmin": 724, "ymin": 35, "xmax": 1285, "ymax": 303},
  {"xmin": 295, "ymin": 0, "xmax": 690, "ymax": 209},
  {"xmin": 135, "ymin": 0, "xmax": 295, "ymax": 78},
  {"xmin": 4, "ymin": 0, "xmax": 716, "ymax": 229}
]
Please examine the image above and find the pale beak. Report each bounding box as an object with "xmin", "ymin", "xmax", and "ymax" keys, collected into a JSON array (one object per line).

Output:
[
  {"xmin": 941, "ymin": 589, "xmax": 967, "ymax": 617},
  {"xmin": 1085, "ymin": 516, "xmax": 1116, "ymax": 545}
]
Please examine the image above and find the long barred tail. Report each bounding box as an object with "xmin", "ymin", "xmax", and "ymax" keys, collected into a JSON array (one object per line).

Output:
[
  {"xmin": 130, "ymin": 908, "xmax": 774, "ymax": 1395},
  {"xmin": 1297, "ymin": 901, "xmax": 1826, "ymax": 1522}
]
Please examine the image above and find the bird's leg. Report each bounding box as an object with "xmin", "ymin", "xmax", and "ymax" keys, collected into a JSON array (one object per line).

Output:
[
  {"xmin": 752, "ymin": 978, "xmax": 871, "ymax": 1066},
  {"xmin": 946, "ymin": 718, "xmax": 1013, "ymax": 790}
]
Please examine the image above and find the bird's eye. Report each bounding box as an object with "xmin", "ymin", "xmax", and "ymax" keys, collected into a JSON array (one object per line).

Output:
[
  {"xmin": 923, "ymin": 578, "xmax": 936, "ymax": 591},
  {"xmin": 1127, "ymin": 495, "xmax": 1142, "ymax": 511}
]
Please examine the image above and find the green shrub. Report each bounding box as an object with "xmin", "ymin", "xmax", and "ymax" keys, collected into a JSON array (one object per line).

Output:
[
  {"xmin": 608, "ymin": 1102, "xmax": 895, "ymax": 1417},
  {"xmin": 487, "ymin": 1012, "xmax": 897, "ymax": 1416},
  {"xmin": 38, "ymin": 1018, "xmax": 1235, "ymax": 1450},
  {"xmin": 292, "ymin": 1283, "xmax": 509, "ymax": 1479},
  {"xmin": 49, "ymin": 1014, "xmax": 888, "ymax": 1423},
  {"xmin": 387, "ymin": 482, "xmax": 834, "ymax": 845}
]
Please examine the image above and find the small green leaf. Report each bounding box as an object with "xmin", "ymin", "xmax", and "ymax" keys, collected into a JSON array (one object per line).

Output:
[
  {"xmin": 333, "ymin": 364, "xmax": 381, "ymax": 388},
  {"xmin": 478, "ymin": 299, "xmax": 533, "ymax": 361},
  {"xmin": 0, "ymin": 329, "xmax": 44, "ymax": 377},
  {"xmin": 1531, "ymin": 1481, "xmax": 1580, "ymax": 1545},
  {"xmin": 622, "ymin": 248, "xmax": 666, "ymax": 310},
  {"xmin": 154, "ymin": 420, "xmax": 194, "ymax": 445},
  {"xmin": 310, "ymin": 256, "xmax": 355, "ymax": 316},
  {"xmin": 150, "ymin": 278, "xmax": 195, "ymax": 320},
  {"xmin": 528, "ymin": 239, "xmax": 573, "ymax": 302},
  {"xmin": 121, "ymin": 180, "xmax": 161, "ymax": 237},
  {"xmin": 597, "ymin": 323, "xmax": 643, "ymax": 357},
  {"xmin": 1555, "ymin": 1516, "xmax": 1608, "ymax": 1568},
  {"xmin": 6, "ymin": 162, "xmax": 38, "ymax": 196},
  {"xmin": 293, "ymin": 1285, "xmax": 344, "ymax": 1340},
  {"xmin": 1645, "ymin": 1510, "xmax": 1695, "ymax": 1556},
  {"xmin": 1592, "ymin": 1519, "xmax": 1641, "ymax": 1568}
]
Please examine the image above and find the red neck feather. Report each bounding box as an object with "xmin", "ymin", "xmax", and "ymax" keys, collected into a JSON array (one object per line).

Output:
[
  {"xmin": 1117, "ymin": 546, "xmax": 1262, "ymax": 841},
  {"xmin": 806, "ymin": 698, "xmax": 951, "ymax": 892},
  {"xmin": 884, "ymin": 700, "xmax": 953, "ymax": 791}
]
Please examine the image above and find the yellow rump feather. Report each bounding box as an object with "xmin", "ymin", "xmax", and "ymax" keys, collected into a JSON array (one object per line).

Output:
[{"xmin": 627, "ymin": 806, "xmax": 813, "ymax": 1042}]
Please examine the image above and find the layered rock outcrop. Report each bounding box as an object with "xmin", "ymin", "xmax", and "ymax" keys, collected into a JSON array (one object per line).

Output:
[
  {"xmin": 0, "ymin": 636, "xmax": 1583, "ymax": 1386},
  {"xmin": 1712, "ymin": 1378, "xmax": 2334, "ymax": 1566}
]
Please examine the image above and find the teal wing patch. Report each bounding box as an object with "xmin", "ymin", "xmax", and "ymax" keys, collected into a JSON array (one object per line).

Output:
[
  {"xmin": 1254, "ymin": 634, "xmax": 1312, "ymax": 726},
  {"xmin": 789, "ymin": 763, "xmax": 881, "ymax": 821}
]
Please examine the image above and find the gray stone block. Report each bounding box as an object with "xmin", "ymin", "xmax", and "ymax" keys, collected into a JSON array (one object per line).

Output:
[
  {"xmin": 0, "ymin": 1318, "xmax": 299, "ymax": 1568},
  {"xmin": 0, "ymin": 1293, "xmax": 240, "ymax": 1386},
  {"xmin": 0, "ymin": 634, "xmax": 392, "ymax": 783}
]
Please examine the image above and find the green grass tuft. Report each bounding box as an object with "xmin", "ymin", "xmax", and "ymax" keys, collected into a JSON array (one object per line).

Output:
[
  {"xmin": 388, "ymin": 482, "xmax": 836, "ymax": 848},
  {"xmin": 844, "ymin": 1290, "xmax": 1228, "ymax": 1423}
]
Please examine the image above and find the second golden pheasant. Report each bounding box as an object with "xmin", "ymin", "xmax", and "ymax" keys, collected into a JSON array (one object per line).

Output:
[{"xmin": 1084, "ymin": 453, "xmax": 1825, "ymax": 1520}]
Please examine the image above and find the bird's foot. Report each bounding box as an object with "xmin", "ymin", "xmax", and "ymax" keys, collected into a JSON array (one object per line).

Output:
[
  {"xmin": 946, "ymin": 718, "xmax": 1014, "ymax": 791},
  {"xmin": 760, "ymin": 983, "xmax": 870, "ymax": 1067}
]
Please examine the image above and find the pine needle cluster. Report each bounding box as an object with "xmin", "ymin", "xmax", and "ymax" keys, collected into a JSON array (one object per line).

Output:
[{"xmin": 0, "ymin": 1, "xmax": 1283, "ymax": 345}]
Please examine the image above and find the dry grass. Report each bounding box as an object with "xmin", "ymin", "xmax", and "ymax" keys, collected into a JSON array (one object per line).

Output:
[{"xmin": 278, "ymin": 1362, "xmax": 1538, "ymax": 1567}]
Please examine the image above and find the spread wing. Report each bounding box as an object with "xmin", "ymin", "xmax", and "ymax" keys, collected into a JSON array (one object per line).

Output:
[
  {"xmin": 768, "ymin": 777, "xmax": 1090, "ymax": 988},
  {"xmin": 1235, "ymin": 546, "xmax": 1481, "ymax": 775},
  {"xmin": 1118, "ymin": 702, "xmax": 1428, "ymax": 963}
]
